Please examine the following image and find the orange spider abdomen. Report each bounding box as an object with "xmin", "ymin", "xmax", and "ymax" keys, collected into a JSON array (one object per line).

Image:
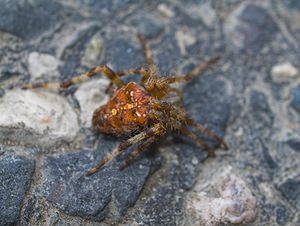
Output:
[{"xmin": 92, "ymin": 82, "xmax": 154, "ymax": 135}]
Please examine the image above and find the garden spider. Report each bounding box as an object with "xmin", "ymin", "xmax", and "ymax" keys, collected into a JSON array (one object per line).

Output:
[{"xmin": 23, "ymin": 34, "xmax": 228, "ymax": 176}]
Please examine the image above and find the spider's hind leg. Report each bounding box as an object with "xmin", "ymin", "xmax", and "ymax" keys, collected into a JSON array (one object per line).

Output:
[
  {"xmin": 118, "ymin": 136, "xmax": 157, "ymax": 170},
  {"xmin": 179, "ymin": 127, "xmax": 216, "ymax": 157},
  {"xmin": 186, "ymin": 118, "xmax": 228, "ymax": 150}
]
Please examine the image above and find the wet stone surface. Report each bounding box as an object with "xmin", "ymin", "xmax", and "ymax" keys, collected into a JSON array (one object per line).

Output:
[
  {"xmin": 0, "ymin": 0, "xmax": 63, "ymax": 40},
  {"xmin": 43, "ymin": 146, "xmax": 158, "ymax": 221},
  {"xmin": 1, "ymin": 0, "xmax": 300, "ymax": 225},
  {"xmin": 0, "ymin": 156, "xmax": 35, "ymax": 226}
]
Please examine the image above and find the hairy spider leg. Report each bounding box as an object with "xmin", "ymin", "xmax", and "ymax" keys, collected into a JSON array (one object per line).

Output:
[
  {"xmin": 104, "ymin": 33, "xmax": 156, "ymax": 90},
  {"xmin": 186, "ymin": 118, "xmax": 228, "ymax": 150},
  {"xmin": 104, "ymin": 67, "xmax": 151, "ymax": 94},
  {"xmin": 118, "ymin": 136, "xmax": 157, "ymax": 170},
  {"xmin": 179, "ymin": 126, "xmax": 216, "ymax": 157},
  {"xmin": 22, "ymin": 65, "xmax": 125, "ymax": 90},
  {"xmin": 86, "ymin": 123, "xmax": 165, "ymax": 175},
  {"xmin": 137, "ymin": 33, "xmax": 155, "ymax": 67},
  {"xmin": 162, "ymin": 56, "xmax": 221, "ymax": 85}
]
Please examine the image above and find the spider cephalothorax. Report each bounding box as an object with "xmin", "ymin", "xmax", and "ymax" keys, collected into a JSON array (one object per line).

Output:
[{"xmin": 23, "ymin": 34, "xmax": 228, "ymax": 175}]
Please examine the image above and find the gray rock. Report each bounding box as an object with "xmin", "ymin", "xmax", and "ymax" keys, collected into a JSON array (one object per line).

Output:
[
  {"xmin": 0, "ymin": 0, "xmax": 63, "ymax": 40},
  {"xmin": 138, "ymin": 185, "xmax": 182, "ymax": 226},
  {"xmin": 155, "ymin": 33, "xmax": 181, "ymax": 73},
  {"xmin": 283, "ymin": 0, "xmax": 300, "ymax": 9},
  {"xmin": 249, "ymin": 90, "xmax": 274, "ymax": 130},
  {"xmin": 286, "ymin": 139, "xmax": 300, "ymax": 152},
  {"xmin": 0, "ymin": 90, "xmax": 79, "ymax": 147},
  {"xmin": 275, "ymin": 205, "xmax": 290, "ymax": 225},
  {"xmin": 290, "ymin": 85, "xmax": 300, "ymax": 113},
  {"xmin": 225, "ymin": 3, "xmax": 278, "ymax": 51},
  {"xmin": 0, "ymin": 156, "xmax": 35, "ymax": 225},
  {"xmin": 43, "ymin": 145, "xmax": 157, "ymax": 220},
  {"xmin": 104, "ymin": 38, "xmax": 144, "ymax": 71},
  {"xmin": 129, "ymin": 13, "xmax": 164, "ymax": 39},
  {"xmin": 79, "ymin": 0, "xmax": 141, "ymax": 12},
  {"xmin": 278, "ymin": 178, "xmax": 300, "ymax": 210},
  {"xmin": 184, "ymin": 76, "xmax": 230, "ymax": 142}
]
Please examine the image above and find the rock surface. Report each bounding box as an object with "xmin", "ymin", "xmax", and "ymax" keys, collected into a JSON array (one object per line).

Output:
[
  {"xmin": 74, "ymin": 78, "xmax": 109, "ymax": 127},
  {"xmin": 0, "ymin": 156, "xmax": 35, "ymax": 226},
  {"xmin": 0, "ymin": 90, "xmax": 79, "ymax": 147},
  {"xmin": 185, "ymin": 166, "xmax": 257, "ymax": 226},
  {"xmin": 0, "ymin": 0, "xmax": 299, "ymax": 225},
  {"xmin": 28, "ymin": 52, "xmax": 60, "ymax": 80}
]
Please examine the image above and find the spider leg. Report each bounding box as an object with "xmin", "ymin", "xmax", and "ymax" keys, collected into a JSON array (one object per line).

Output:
[
  {"xmin": 186, "ymin": 118, "xmax": 228, "ymax": 150},
  {"xmin": 102, "ymin": 67, "xmax": 152, "ymax": 93},
  {"xmin": 118, "ymin": 136, "xmax": 157, "ymax": 170},
  {"xmin": 86, "ymin": 123, "xmax": 166, "ymax": 175},
  {"xmin": 138, "ymin": 33, "xmax": 155, "ymax": 66},
  {"xmin": 179, "ymin": 126, "xmax": 216, "ymax": 157},
  {"xmin": 22, "ymin": 65, "xmax": 125, "ymax": 90},
  {"xmin": 163, "ymin": 56, "xmax": 221, "ymax": 85}
]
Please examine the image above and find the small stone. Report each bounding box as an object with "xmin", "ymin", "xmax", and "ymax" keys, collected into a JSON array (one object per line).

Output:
[
  {"xmin": 74, "ymin": 78, "xmax": 109, "ymax": 127},
  {"xmin": 185, "ymin": 166, "xmax": 257, "ymax": 225},
  {"xmin": 157, "ymin": 4, "xmax": 175, "ymax": 18},
  {"xmin": 28, "ymin": 52, "xmax": 60, "ymax": 79},
  {"xmin": 271, "ymin": 62, "xmax": 298, "ymax": 82},
  {"xmin": 191, "ymin": 157, "xmax": 199, "ymax": 165},
  {"xmin": 175, "ymin": 29, "xmax": 196, "ymax": 56},
  {"xmin": 82, "ymin": 31, "xmax": 104, "ymax": 66},
  {"xmin": 0, "ymin": 90, "xmax": 79, "ymax": 147},
  {"xmin": 0, "ymin": 156, "xmax": 35, "ymax": 225},
  {"xmin": 234, "ymin": 127, "xmax": 244, "ymax": 137},
  {"xmin": 290, "ymin": 85, "xmax": 300, "ymax": 113}
]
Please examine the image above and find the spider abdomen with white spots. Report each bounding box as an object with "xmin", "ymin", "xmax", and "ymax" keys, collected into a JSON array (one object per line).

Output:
[{"xmin": 92, "ymin": 82, "xmax": 154, "ymax": 135}]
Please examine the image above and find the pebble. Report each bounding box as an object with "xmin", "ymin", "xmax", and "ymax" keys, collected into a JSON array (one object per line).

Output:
[
  {"xmin": 28, "ymin": 52, "xmax": 60, "ymax": 79},
  {"xmin": 271, "ymin": 62, "xmax": 298, "ymax": 82},
  {"xmin": 74, "ymin": 78, "xmax": 110, "ymax": 127},
  {"xmin": 0, "ymin": 90, "xmax": 79, "ymax": 147},
  {"xmin": 185, "ymin": 166, "xmax": 257, "ymax": 225}
]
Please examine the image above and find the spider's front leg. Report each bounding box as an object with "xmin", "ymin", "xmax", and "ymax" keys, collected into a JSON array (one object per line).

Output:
[
  {"xmin": 22, "ymin": 65, "xmax": 125, "ymax": 90},
  {"xmin": 86, "ymin": 123, "xmax": 166, "ymax": 176}
]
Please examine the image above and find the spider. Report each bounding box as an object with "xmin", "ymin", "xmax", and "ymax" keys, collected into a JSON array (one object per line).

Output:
[{"xmin": 22, "ymin": 34, "xmax": 228, "ymax": 176}]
